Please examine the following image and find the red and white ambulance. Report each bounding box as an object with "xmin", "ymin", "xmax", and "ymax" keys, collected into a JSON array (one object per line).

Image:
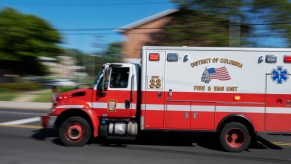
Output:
[{"xmin": 42, "ymin": 46, "xmax": 291, "ymax": 152}]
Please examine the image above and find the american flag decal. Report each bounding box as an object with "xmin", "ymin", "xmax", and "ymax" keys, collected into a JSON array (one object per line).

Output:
[{"xmin": 207, "ymin": 66, "xmax": 231, "ymax": 81}]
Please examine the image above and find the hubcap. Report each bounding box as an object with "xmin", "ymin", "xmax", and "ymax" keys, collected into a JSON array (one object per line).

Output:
[
  {"xmin": 66, "ymin": 124, "xmax": 84, "ymax": 141},
  {"xmin": 226, "ymin": 128, "xmax": 245, "ymax": 148}
]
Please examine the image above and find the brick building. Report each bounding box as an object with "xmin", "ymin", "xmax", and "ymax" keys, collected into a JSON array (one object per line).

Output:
[{"xmin": 118, "ymin": 9, "xmax": 178, "ymax": 63}]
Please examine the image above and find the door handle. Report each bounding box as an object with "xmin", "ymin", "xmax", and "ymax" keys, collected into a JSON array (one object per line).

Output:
[
  {"xmin": 125, "ymin": 100, "xmax": 130, "ymax": 109},
  {"xmin": 169, "ymin": 89, "xmax": 172, "ymax": 98},
  {"xmin": 184, "ymin": 112, "xmax": 188, "ymax": 119},
  {"xmin": 194, "ymin": 112, "xmax": 198, "ymax": 119},
  {"xmin": 287, "ymin": 100, "xmax": 290, "ymax": 107},
  {"xmin": 157, "ymin": 92, "xmax": 162, "ymax": 98}
]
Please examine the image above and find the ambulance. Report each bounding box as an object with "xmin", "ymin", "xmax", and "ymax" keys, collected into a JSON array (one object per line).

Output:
[{"xmin": 42, "ymin": 46, "xmax": 291, "ymax": 152}]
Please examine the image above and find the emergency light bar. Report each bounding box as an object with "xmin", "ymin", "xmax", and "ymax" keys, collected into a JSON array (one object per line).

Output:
[
  {"xmin": 284, "ymin": 56, "xmax": 291, "ymax": 63},
  {"xmin": 149, "ymin": 53, "xmax": 159, "ymax": 61}
]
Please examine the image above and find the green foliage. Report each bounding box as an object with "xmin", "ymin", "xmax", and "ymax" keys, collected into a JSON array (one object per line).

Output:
[
  {"xmin": 251, "ymin": 0, "xmax": 291, "ymax": 46},
  {"xmin": 32, "ymin": 89, "xmax": 51, "ymax": 102},
  {"xmin": 57, "ymin": 86, "xmax": 77, "ymax": 93},
  {"xmin": 0, "ymin": 8, "xmax": 62, "ymax": 75},
  {"xmin": 105, "ymin": 42, "xmax": 122, "ymax": 58},
  {"xmin": 0, "ymin": 91, "xmax": 19, "ymax": 101},
  {"xmin": 0, "ymin": 82, "xmax": 42, "ymax": 91},
  {"xmin": 65, "ymin": 48, "xmax": 122, "ymax": 79},
  {"xmin": 0, "ymin": 56, "xmax": 49, "ymax": 75},
  {"xmin": 158, "ymin": 10, "xmax": 232, "ymax": 47},
  {"xmin": 172, "ymin": 0, "xmax": 291, "ymax": 47}
]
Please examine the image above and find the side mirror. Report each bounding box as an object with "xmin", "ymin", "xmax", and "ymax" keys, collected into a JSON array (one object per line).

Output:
[
  {"xmin": 97, "ymin": 78, "xmax": 108, "ymax": 97},
  {"xmin": 104, "ymin": 80, "xmax": 108, "ymax": 91},
  {"xmin": 97, "ymin": 91, "xmax": 106, "ymax": 97}
]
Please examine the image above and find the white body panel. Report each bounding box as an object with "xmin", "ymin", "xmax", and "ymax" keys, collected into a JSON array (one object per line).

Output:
[{"xmin": 142, "ymin": 46, "xmax": 291, "ymax": 94}]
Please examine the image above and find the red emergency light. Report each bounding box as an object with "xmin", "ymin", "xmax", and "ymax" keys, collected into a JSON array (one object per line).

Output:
[
  {"xmin": 284, "ymin": 56, "xmax": 291, "ymax": 63},
  {"xmin": 149, "ymin": 53, "xmax": 160, "ymax": 61}
]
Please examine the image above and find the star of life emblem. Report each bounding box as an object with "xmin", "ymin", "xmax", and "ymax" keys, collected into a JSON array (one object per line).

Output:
[{"xmin": 271, "ymin": 66, "xmax": 289, "ymax": 84}]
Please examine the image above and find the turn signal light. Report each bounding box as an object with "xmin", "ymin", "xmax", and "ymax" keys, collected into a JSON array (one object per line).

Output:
[
  {"xmin": 284, "ymin": 56, "xmax": 291, "ymax": 63},
  {"xmin": 149, "ymin": 53, "xmax": 160, "ymax": 61}
]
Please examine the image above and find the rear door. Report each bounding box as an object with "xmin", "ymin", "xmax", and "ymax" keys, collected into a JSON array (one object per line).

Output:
[{"xmin": 265, "ymin": 66, "xmax": 291, "ymax": 132}]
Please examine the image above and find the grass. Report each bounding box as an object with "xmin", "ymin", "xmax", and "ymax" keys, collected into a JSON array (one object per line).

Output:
[
  {"xmin": 32, "ymin": 86, "xmax": 78, "ymax": 102},
  {"xmin": 0, "ymin": 82, "xmax": 81, "ymax": 102},
  {"xmin": 0, "ymin": 91, "xmax": 19, "ymax": 101},
  {"xmin": 0, "ymin": 82, "xmax": 42, "ymax": 101},
  {"xmin": 32, "ymin": 89, "xmax": 52, "ymax": 102}
]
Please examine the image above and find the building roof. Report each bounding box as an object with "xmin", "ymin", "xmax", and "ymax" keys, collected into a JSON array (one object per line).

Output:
[{"xmin": 117, "ymin": 9, "xmax": 178, "ymax": 32}]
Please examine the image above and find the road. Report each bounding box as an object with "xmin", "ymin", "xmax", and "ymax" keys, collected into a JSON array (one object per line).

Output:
[{"xmin": 1, "ymin": 109, "xmax": 291, "ymax": 164}]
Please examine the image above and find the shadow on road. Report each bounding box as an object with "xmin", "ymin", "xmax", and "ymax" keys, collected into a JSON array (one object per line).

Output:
[
  {"xmin": 133, "ymin": 132, "xmax": 224, "ymax": 151},
  {"xmin": 30, "ymin": 128, "xmax": 62, "ymax": 144},
  {"xmin": 31, "ymin": 129, "xmax": 282, "ymax": 152},
  {"xmin": 31, "ymin": 128, "xmax": 58, "ymax": 141},
  {"xmin": 254, "ymin": 136, "xmax": 282, "ymax": 150}
]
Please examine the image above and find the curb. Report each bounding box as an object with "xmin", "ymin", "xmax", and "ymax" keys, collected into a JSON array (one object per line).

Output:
[{"xmin": 0, "ymin": 101, "xmax": 52, "ymax": 111}]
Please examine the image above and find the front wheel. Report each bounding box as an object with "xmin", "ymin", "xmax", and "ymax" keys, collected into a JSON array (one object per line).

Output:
[
  {"xmin": 219, "ymin": 122, "xmax": 251, "ymax": 152},
  {"xmin": 59, "ymin": 117, "xmax": 91, "ymax": 147}
]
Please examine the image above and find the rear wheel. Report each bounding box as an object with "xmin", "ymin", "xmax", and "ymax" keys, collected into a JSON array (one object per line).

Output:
[
  {"xmin": 60, "ymin": 117, "xmax": 91, "ymax": 146},
  {"xmin": 219, "ymin": 122, "xmax": 251, "ymax": 152}
]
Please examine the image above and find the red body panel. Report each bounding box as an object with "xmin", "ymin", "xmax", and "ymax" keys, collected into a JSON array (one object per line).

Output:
[
  {"xmin": 43, "ymin": 88, "xmax": 291, "ymax": 134},
  {"xmin": 141, "ymin": 91, "xmax": 291, "ymax": 132}
]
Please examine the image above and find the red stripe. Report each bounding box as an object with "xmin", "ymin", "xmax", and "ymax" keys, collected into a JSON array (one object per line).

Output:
[{"xmin": 142, "ymin": 91, "xmax": 290, "ymax": 108}]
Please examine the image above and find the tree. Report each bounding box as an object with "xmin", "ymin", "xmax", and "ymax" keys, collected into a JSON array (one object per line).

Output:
[
  {"xmin": 0, "ymin": 8, "xmax": 62, "ymax": 75},
  {"xmin": 251, "ymin": 0, "xmax": 291, "ymax": 46},
  {"xmin": 151, "ymin": 9, "xmax": 250, "ymax": 47},
  {"xmin": 172, "ymin": 0, "xmax": 291, "ymax": 47},
  {"xmin": 105, "ymin": 42, "xmax": 122, "ymax": 58},
  {"xmin": 64, "ymin": 48, "xmax": 121, "ymax": 79}
]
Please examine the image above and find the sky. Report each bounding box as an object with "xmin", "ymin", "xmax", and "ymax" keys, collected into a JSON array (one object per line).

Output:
[
  {"xmin": 0, "ymin": 0, "xmax": 288, "ymax": 54},
  {"xmin": 0, "ymin": 0, "xmax": 177, "ymax": 53}
]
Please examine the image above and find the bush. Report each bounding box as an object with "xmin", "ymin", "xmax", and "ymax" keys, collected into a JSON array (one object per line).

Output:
[{"xmin": 0, "ymin": 82, "xmax": 42, "ymax": 91}]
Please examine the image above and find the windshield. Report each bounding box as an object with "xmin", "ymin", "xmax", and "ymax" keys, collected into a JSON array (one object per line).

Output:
[{"xmin": 93, "ymin": 66, "xmax": 104, "ymax": 88}]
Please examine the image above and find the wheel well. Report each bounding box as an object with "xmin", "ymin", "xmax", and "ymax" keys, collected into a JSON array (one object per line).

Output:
[
  {"xmin": 217, "ymin": 115, "xmax": 255, "ymax": 136},
  {"xmin": 55, "ymin": 109, "xmax": 93, "ymax": 131}
]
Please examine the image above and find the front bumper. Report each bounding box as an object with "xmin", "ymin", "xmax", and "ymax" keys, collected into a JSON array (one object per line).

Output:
[{"xmin": 41, "ymin": 115, "xmax": 57, "ymax": 128}]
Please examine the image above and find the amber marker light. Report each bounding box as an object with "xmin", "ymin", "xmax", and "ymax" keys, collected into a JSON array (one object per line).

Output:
[{"xmin": 234, "ymin": 96, "xmax": 241, "ymax": 101}]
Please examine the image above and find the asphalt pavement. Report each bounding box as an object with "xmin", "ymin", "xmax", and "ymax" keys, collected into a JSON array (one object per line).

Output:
[
  {"xmin": 0, "ymin": 101, "xmax": 51, "ymax": 110},
  {"xmin": 1, "ymin": 108, "xmax": 291, "ymax": 163}
]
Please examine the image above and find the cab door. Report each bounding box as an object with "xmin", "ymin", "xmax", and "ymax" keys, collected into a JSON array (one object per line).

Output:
[{"xmin": 94, "ymin": 64, "xmax": 137, "ymax": 118}]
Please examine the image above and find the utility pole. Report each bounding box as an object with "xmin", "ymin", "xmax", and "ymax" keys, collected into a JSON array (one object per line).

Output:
[{"xmin": 229, "ymin": 19, "xmax": 241, "ymax": 47}]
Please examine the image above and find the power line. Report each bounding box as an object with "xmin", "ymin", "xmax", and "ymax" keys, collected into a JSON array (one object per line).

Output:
[
  {"xmin": 0, "ymin": 21, "xmax": 290, "ymax": 35},
  {"xmin": 5, "ymin": 2, "xmax": 171, "ymax": 7}
]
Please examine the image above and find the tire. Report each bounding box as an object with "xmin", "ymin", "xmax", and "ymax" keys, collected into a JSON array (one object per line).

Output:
[
  {"xmin": 219, "ymin": 122, "xmax": 251, "ymax": 152},
  {"xmin": 59, "ymin": 117, "xmax": 91, "ymax": 147}
]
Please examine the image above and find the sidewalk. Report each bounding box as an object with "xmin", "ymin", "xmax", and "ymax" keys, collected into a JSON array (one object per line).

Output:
[
  {"xmin": 0, "ymin": 89, "xmax": 52, "ymax": 110},
  {"xmin": 0, "ymin": 101, "xmax": 51, "ymax": 110}
]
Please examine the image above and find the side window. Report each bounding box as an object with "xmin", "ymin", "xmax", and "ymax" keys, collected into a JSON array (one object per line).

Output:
[
  {"xmin": 109, "ymin": 67, "xmax": 129, "ymax": 88},
  {"xmin": 97, "ymin": 77, "xmax": 103, "ymax": 90}
]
